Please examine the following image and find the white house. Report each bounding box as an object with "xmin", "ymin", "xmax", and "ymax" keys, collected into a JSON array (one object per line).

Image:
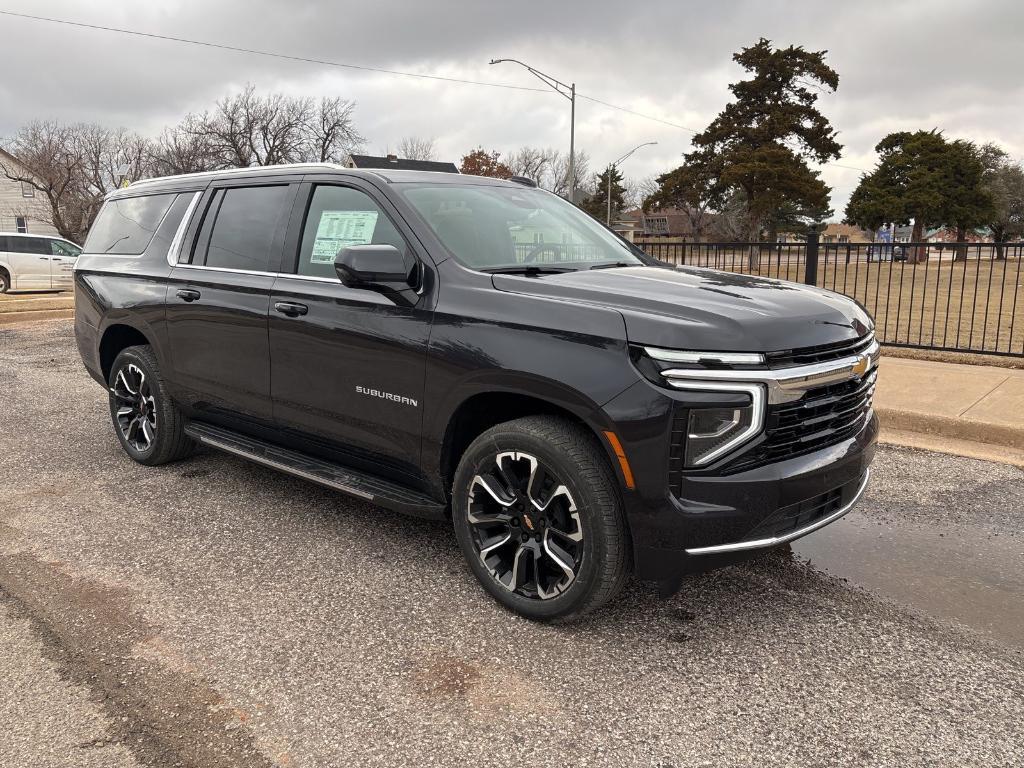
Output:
[{"xmin": 0, "ymin": 148, "xmax": 60, "ymax": 237}]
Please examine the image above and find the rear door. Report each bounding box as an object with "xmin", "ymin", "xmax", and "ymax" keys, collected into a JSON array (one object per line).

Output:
[
  {"xmin": 48, "ymin": 240, "xmax": 81, "ymax": 289},
  {"xmin": 267, "ymin": 178, "xmax": 434, "ymax": 480},
  {"xmin": 164, "ymin": 180, "xmax": 298, "ymax": 428},
  {"xmin": 7, "ymin": 236, "xmax": 52, "ymax": 289}
]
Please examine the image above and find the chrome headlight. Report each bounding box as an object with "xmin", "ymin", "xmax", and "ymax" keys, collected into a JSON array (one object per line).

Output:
[{"xmin": 674, "ymin": 381, "xmax": 766, "ymax": 466}]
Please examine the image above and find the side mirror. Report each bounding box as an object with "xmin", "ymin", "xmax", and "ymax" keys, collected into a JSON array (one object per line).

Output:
[{"xmin": 334, "ymin": 245, "xmax": 413, "ymax": 288}]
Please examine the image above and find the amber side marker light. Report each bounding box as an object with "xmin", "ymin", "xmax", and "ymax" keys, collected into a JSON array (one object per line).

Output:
[{"xmin": 603, "ymin": 431, "xmax": 636, "ymax": 490}]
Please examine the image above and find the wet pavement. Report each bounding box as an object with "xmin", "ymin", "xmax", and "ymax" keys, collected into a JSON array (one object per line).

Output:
[
  {"xmin": 2, "ymin": 320, "xmax": 1023, "ymax": 768},
  {"xmin": 794, "ymin": 511, "xmax": 1024, "ymax": 650}
]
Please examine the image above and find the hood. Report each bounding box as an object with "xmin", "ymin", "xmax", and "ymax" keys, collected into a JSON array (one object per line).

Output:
[{"xmin": 492, "ymin": 266, "xmax": 873, "ymax": 351}]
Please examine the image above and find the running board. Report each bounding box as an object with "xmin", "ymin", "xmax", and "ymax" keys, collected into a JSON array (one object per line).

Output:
[{"xmin": 184, "ymin": 422, "xmax": 446, "ymax": 520}]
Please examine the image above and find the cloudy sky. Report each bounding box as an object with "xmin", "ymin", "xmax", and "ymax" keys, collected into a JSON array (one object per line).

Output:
[{"xmin": 1, "ymin": 0, "xmax": 1021, "ymax": 215}]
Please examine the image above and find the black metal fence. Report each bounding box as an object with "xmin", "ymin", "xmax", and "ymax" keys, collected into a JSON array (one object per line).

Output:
[{"xmin": 636, "ymin": 236, "xmax": 1024, "ymax": 358}]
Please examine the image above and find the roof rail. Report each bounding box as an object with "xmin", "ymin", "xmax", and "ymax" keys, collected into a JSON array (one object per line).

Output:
[
  {"xmin": 128, "ymin": 162, "xmax": 350, "ymax": 188},
  {"xmin": 508, "ymin": 175, "xmax": 538, "ymax": 188}
]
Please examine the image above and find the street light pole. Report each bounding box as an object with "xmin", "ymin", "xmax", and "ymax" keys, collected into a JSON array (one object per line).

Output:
[
  {"xmin": 606, "ymin": 142, "xmax": 658, "ymax": 225},
  {"xmin": 489, "ymin": 58, "xmax": 577, "ymax": 202}
]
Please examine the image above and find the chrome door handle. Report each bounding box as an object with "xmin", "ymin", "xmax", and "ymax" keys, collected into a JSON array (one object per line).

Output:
[
  {"xmin": 176, "ymin": 289, "xmax": 201, "ymax": 302},
  {"xmin": 274, "ymin": 301, "xmax": 308, "ymax": 317}
]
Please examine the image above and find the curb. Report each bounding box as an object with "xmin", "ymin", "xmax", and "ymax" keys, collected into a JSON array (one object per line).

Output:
[
  {"xmin": 0, "ymin": 309, "xmax": 75, "ymax": 325},
  {"xmin": 876, "ymin": 406, "xmax": 1024, "ymax": 452}
]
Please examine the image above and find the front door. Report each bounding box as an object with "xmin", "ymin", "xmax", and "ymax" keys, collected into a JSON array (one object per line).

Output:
[
  {"xmin": 48, "ymin": 239, "xmax": 80, "ymax": 290},
  {"xmin": 268, "ymin": 181, "xmax": 434, "ymax": 482},
  {"xmin": 164, "ymin": 181, "xmax": 298, "ymax": 427}
]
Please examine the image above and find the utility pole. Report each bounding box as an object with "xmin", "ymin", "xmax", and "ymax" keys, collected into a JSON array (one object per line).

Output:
[
  {"xmin": 606, "ymin": 142, "xmax": 658, "ymax": 225},
  {"xmin": 490, "ymin": 58, "xmax": 577, "ymax": 202}
]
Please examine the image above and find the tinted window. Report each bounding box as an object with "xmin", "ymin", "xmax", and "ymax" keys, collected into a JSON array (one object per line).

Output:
[
  {"xmin": 296, "ymin": 185, "xmax": 407, "ymax": 279},
  {"xmin": 203, "ymin": 185, "xmax": 289, "ymax": 271},
  {"xmin": 84, "ymin": 194, "xmax": 176, "ymax": 255},
  {"xmin": 9, "ymin": 237, "xmax": 50, "ymax": 255}
]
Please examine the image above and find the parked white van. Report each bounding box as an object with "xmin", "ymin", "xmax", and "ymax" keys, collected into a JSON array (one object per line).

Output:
[{"xmin": 0, "ymin": 233, "xmax": 81, "ymax": 292}]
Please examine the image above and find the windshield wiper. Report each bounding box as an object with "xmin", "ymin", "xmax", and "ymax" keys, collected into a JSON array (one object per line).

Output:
[
  {"xmin": 482, "ymin": 265, "xmax": 578, "ymax": 275},
  {"xmin": 589, "ymin": 261, "xmax": 635, "ymax": 270}
]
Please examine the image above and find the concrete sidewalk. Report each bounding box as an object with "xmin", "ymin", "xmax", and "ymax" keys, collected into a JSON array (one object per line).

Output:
[{"xmin": 875, "ymin": 356, "xmax": 1024, "ymax": 466}]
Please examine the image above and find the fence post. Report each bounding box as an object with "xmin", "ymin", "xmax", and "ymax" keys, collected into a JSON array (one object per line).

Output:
[{"xmin": 804, "ymin": 225, "xmax": 820, "ymax": 286}]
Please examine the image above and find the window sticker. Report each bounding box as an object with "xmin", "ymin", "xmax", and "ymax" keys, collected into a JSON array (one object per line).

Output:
[{"xmin": 310, "ymin": 210, "xmax": 379, "ymax": 263}]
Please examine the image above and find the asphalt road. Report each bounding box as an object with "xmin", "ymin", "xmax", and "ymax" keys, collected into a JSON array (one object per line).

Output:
[{"xmin": 2, "ymin": 320, "xmax": 1023, "ymax": 768}]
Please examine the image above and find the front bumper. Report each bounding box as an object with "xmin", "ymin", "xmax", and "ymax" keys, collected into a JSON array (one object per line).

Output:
[{"xmin": 602, "ymin": 372, "xmax": 878, "ymax": 587}]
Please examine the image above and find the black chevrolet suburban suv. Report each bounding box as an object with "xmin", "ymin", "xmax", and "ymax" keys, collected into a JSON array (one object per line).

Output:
[{"xmin": 74, "ymin": 164, "xmax": 878, "ymax": 621}]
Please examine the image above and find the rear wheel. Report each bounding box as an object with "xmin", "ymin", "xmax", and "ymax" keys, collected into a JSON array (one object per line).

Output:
[
  {"xmin": 0, "ymin": 270, "xmax": 10, "ymax": 293},
  {"xmin": 452, "ymin": 416, "xmax": 630, "ymax": 621},
  {"xmin": 108, "ymin": 345, "xmax": 194, "ymax": 466}
]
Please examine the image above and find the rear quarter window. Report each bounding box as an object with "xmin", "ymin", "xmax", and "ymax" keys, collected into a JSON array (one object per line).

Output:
[{"xmin": 84, "ymin": 193, "xmax": 177, "ymax": 255}]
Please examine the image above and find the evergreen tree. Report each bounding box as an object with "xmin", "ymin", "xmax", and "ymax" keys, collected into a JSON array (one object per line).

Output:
[
  {"xmin": 845, "ymin": 131, "xmax": 994, "ymax": 261},
  {"xmin": 581, "ymin": 165, "xmax": 627, "ymax": 223},
  {"xmin": 684, "ymin": 38, "xmax": 841, "ymax": 267}
]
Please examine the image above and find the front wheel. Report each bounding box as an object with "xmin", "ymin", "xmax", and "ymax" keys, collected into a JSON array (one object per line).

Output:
[
  {"xmin": 107, "ymin": 345, "xmax": 194, "ymax": 466},
  {"xmin": 452, "ymin": 416, "xmax": 630, "ymax": 622}
]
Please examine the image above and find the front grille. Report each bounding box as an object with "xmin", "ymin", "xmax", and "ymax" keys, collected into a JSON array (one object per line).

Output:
[
  {"xmin": 765, "ymin": 333, "xmax": 874, "ymax": 368},
  {"xmin": 729, "ymin": 369, "xmax": 876, "ymax": 471}
]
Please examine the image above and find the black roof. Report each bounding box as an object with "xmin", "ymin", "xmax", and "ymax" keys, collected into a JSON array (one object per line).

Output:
[{"xmin": 348, "ymin": 154, "xmax": 459, "ymax": 173}]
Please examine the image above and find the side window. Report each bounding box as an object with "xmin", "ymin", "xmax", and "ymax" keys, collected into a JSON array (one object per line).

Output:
[
  {"xmin": 202, "ymin": 185, "xmax": 289, "ymax": 272},
  {"xmin": 83, "ymin": 194, "xmax": 176, "ymax": 255},
  {"xmin": 13, "ymin": 237, "xmax": 50, "ymax": 255},
  {"xmin": 51, "ymin": 241, "xmax": 81, "ymax": 258},
  {"xmin": 296, "ymin": 185, "xmax": 407, "ymax": 279}
]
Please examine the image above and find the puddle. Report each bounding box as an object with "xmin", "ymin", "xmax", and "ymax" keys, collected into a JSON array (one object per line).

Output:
[{"xmin": 792, "ymin": 511, "xmax": 1024, "ymax": 650}]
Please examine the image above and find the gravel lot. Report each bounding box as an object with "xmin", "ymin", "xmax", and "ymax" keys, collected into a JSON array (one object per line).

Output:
[{"xmin": 2, "ymin": 320, "xmax": 1023, "ymax": 768}]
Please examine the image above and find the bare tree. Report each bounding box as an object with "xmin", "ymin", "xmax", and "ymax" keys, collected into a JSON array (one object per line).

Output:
[
  {"xmin": 164, "ymin": 84, "xmax": 363, "ymax": 170},
  {"xmin": 1, "ymin": 120, "xmax": 150, "ymax": 243},
  {"xmin": 623, "ymin": 175, "xmax": 659, "ymax": 211},
  {"xmin": 149, "ymin": 114, "xmax": 219, "ymax": 176},
  {"xmin": 396, "ymin": 136, "xmax": 436, "ymax": 161},
  {"xmin": 507, "ymin": 146, "xmax": 590, "ymax": 199}
]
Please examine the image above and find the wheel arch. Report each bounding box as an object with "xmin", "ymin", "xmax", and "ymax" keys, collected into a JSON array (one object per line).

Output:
[
  {"xmin": 438, "ymin": 388, "xmax": 625, "ymax": 501},
  {"xmin": 98, "ymin": 323, "xmax": 153, "ymax": 382}
]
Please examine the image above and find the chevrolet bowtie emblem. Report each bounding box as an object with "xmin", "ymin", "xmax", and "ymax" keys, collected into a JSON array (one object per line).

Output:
[{"xmin": 851, "ymin": 354, "xmax": 870, "ymax": 378}]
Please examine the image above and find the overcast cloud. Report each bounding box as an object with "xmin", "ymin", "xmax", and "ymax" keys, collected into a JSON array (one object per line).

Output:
[{"xmin": 1, "ymin": 0, "xmax": 1021, "ymax": 214}]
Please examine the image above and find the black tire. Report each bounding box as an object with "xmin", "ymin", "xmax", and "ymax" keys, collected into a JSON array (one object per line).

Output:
[
  {"xmin": 107, "ymin": 345, "xmax": 194, "ymax": 466},
  {"xmin": 452, "ymin": 416, "xmax": 631, "ymax": 622},
  {"xmin": 0, "ymin": 270, "xmax": 9, "ymax": 293}
]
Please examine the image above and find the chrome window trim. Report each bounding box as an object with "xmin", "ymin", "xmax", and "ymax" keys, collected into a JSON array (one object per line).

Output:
[
  {"xmin": 673, "ymin": 381, "xmax": 766, "ymax": 466},
  {"xmin": 660, "ymin": 339, "xmax": 879, "ymax": 405},
  {"xmin": 165, "ymin": 191, "xmax": 202, "ymax": 267},
  {"xmin": 646, "ymin": 348, "xmax": 766, "ymax": 365},
  {"xmin": 685, "ymin": 470, "xmax": 870, "ymax": 555},
  {"xmin": 172, "ymin": 263, "xmax": 278, "ymax": 277}
]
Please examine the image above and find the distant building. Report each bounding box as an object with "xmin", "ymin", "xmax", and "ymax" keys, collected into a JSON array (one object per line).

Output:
[
  {"xmin": 820, "ymin": 223, "xmax": 873, "ymax": 243},
  {"xmin": 347, "ymin": 154, "xmax": 459, "ymax": 173},
  {"xmin": 619, "ymin": 207, "xmax": 726, "ymax": 239},
  {"xmin": 0, "ymin": 148, "xmax": 60, "ymax": 237}
]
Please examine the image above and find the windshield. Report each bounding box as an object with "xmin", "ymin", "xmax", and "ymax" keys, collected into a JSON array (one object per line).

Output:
[{"xmin": 397, "ymin": 183, "xmax": 644, "ymax": 271}]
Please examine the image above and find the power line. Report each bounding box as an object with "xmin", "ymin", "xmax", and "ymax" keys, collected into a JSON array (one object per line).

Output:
[
  {"xmin": 576, "ymin": 95, "xmax": 701, "ymax": 134},
  {"xmin": 0, "ymin": 8, "xmax": 873, "ymax": 173},
  {"xmin": 0, "ymin": 10, "xmax": 550, "ymax": 93}
]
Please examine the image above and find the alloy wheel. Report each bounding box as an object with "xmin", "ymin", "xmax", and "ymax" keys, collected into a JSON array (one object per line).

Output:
[
  {"xmin": 467, "ymin": 451, "xmax": 584, "ymax": 600},
  {"xmin": 111, "ymin": 363, "xmax": 157, "ymax": 452}
]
